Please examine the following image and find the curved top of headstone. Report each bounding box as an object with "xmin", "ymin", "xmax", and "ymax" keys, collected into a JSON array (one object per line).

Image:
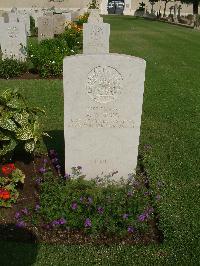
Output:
[
  {"xmin": 88, "ymin": 9, "xmax": 103, "ymax": 24},
  {"xmin": 64, "ymin": 53, "xmax": 146, "ymax": 65}
]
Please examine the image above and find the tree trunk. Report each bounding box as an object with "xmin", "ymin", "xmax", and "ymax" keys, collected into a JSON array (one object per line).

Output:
[{"xmin": 193, "ymin": 1, "xmax": 199, "ymax": 14}]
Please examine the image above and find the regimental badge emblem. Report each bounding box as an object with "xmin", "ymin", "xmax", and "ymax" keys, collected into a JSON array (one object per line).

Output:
[{"xmin": 86, "ymin": 66, "xmax": 123, "ymax": 104}]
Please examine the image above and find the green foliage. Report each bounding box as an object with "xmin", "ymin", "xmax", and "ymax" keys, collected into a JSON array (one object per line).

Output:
[
  {"xmin": 30, "ymin": 16, "xmax": 38, "ymax": 37},
  {"xmin": 28, "ymin": 28, "xmax": 82, "ymax": 77},
  {"xmin": 35, "ymin": 168, "xmax": 152, "ymax": 236},
  {"xmin": 0, "ymin": 88, "xmax": 46, "ymax": 158},
  {"xmin": 0, "ymin": 58, "xmax": 27, "ymax": 79},
  {"xmin": 75, "ymin": 13, "xmax": 89, "ymax": 26}
]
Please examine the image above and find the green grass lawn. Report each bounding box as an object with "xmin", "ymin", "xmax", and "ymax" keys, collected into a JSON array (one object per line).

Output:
[{"xmin": 0, "ymin": 16, "xmax": 200, "ymax": 265}]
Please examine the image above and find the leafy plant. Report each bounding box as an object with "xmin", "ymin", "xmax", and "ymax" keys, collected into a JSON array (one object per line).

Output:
[
  {"xmin": 0, "ymin": 88, "xmax": 47, "ymax": 158},
  {"xmin": 28, "ymin": 27, "xmax": 82, "ymax": 77},
  {"xmin": 76, "ymin": 13, "xmax": 89, "ymax": 26},
  {"xmin": 0, "ymin": 58, "xmax": 27, "ymax": 79}
]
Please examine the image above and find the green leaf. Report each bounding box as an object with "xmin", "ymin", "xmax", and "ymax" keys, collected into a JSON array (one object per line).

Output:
[
  {"xmin": 6, "ymin": 96, "xmax": 25, "ymax": 109},
  {"xmin": 16, "ymin": 126, "xmax": 34, "ymax": 140},
  {"xmin": 0, "ymin": 117, "xmax": 18, "ymax": 132},
  {"xmin": 0, "ymin": 139, "xmax": 17, "ymax": 156},
  {"xmin": 13, "ymin": 111, "xmax": 29, "ymax": 126},
  {"xmin": 24, "ymin": 140, "xmax": 35, "ymax": 153},
  {"xmin": 0, "ymin": 131, "xmax": 10, "ymax": 141}
]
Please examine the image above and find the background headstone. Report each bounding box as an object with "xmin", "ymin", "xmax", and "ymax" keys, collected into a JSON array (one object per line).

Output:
[
  {"xmin": 8, "ymin": 12, "xmax": 18, "ymax": 23},
  {"xmin": 63, "ymin": 54, "xmax": 146, "ymax": 180},
  {"xmin": 0, "ymin": 22, "xmax": 27, "ymax": 61},
  {"xmin": 53, "ymin": 14, "xmax": 66, "ymax": 35},
  {"xmin": 38, "ymin": 16, "xmax": 54, "ymax": 42},
  {"xmin": 83, "ymin": 10, "xmax": 110, "ymax": 54},
  {"xmin": 18, "ymin": 12, "xmax": 31, "ymax": 36}
]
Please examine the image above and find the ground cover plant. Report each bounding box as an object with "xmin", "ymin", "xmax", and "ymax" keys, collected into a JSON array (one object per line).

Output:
[{"xmin": 0, "ymin": 16, "xmax": 200, "ymax": 265}]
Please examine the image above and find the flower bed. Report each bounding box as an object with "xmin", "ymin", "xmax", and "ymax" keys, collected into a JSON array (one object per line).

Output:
[{"xmin": 0, "ymin": 148, "xmax": 163, "ymax": 244}]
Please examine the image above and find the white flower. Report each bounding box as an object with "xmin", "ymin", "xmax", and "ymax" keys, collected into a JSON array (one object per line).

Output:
[
  {"xmin": 52, "ymin": 61, "xmax": 55, "ymax": 64},
  {"xmin": 70, "ymin": 50, "xmax": 74, "ymax": 53},
  {"xmin": 30, "ymin": 54, "xmax": 33, "ymax": 57}
]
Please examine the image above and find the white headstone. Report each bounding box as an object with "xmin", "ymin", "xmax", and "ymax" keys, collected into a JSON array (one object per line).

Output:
[
  {"xmin": 18, "ymin": 13, "xmax": 31, "ymax": 36},
  {"xmin": 0, "ymin": 22, "xmax": 27, "ymax": 61},
  {"xmin": 53, "ymin": 14, "xmax": 66, "ymax": 35},
  {"xmin": 0, "ymin": 17, "xmax": 4, "ymax": 23},
  {"xmin": 8, "ymin": 12, "xmax": 18, "ymax": 23},
  {"xmin": 62, "ymin": 12, "xmax": 72, "ymax": 23},
  {"xmin": 83, "ymin": 10, "xmax": 110, "ymax": 54},
  {"xmin": 38, "ymin": 16, "xmax": 54, "ymax": 42},
  {"xmin": 64, "ymin": 54, "xmax": 146, "ymax": 180}
]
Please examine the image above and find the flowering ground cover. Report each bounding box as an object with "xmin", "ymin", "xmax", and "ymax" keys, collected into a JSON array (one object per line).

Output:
[{"xmin": 0, "ymin": 16, "xmax": 200, "ymax": 265}]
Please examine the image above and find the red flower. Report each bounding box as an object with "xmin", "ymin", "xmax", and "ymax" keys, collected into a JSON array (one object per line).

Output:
[
  {"xmin": 1, "ymin": 163, "xmax": 16, "ymax": 175},
  {"xmin": 0, "ymin": 188, "xmax": 11, "ymax": 200}
]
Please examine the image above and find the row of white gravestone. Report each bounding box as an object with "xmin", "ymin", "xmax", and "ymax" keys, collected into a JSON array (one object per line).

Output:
[
  {"xmin": 63, "ymin": 10, "xmax": 146, "ymax": 181},
  {"xmin": 0, "ymin": 22, "xmax": 27, "ymax": 61}
]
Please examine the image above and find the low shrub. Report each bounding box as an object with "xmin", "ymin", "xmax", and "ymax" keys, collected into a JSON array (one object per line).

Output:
[
  {"xmin": 75, "ymin": 13, "xmax": 89, "ymax": 27},
  {"xmin": 0, "ymin": 58, "xmax": 27, "ymax": 79},
  {"xmin": 28, "ymin": 27, "xmax": 82, "ymax": 77},
  {"xmin": 0, "ymin": 88, "xmax": 47, "ymax": 158}
]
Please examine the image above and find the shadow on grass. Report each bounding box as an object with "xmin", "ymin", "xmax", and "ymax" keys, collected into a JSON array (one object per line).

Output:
[{"xmin": 0, "ymin": 224, "xmax": 38, "ymax": 265}]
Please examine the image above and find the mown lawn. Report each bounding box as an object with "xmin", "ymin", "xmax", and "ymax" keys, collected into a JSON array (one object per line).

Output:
[{"xmin": 0, "ymin": 16, "xmax": 200, "ymax": 265}]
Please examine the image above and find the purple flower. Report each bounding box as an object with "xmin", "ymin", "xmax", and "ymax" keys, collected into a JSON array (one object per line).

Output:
[
  {"xmin": 51, "ymin": 158, "xmax": 58, "ymax": 164},
  {"xmin": 35, "ymin": 204, "xmax": 40, "ymax": 211},
  {"xmin": 43, "ymin": 158, "xmax": 48, "ymax": 164},
  {"xmin": 49, "ymin": 149, "xmax": 57, "ymax": 157},
  {"xmin": 51, "ymin": 220, "xmax": 60, "ymax": 226},
  {"xmin": 35, "ymin": 177, "xmax": 42, "ymax": 185},
  {"xmin": 84, "ymin": 218, "xmax": 92, "ymax": 228},
  {"xmin": 39, "ymin": 167, "xmax": 46, "ymax": 174},
  {"xmin": 80, "ymin": 196, "xmax": 83, "ymax": 202},
  {"xmin": 58, "ymin": 218, "xmax": 66, "ymax": 225},
  {"xmin": 147, "ymin": 207, "xmax": 154, "ymax": 214},
  {"xmin": 123, "ymin": 213, "xmax": 129, "ymax": 219},
  {"xmin": 71, "ymin": 202, "xmax": 78, "ymax": 210},
  {"xmin": 138, "ymin": 213, "xmax": 147, "ymax": 222},
  {"xmin": 15, "ymin": 212, "xmax": 20, "ymax": 219},
  {"xmin": 127, "ymin": 226, "xmax": 135, "ymax": 233},
  {"xmin": 16, "ymin": 221, "xmax": 26, "ymax": 228},
  {"xmin": 64, "ymin": 174, "xmax": 70, "ymax": 180},
  {"xmin": 144, "ymin": 191, "xmax": 151, "ymax": 196},
  {"xmin": 127, "ymin": 191, "xmax": 133, "ymax": 197},
  {"xmin": 21, "ymin": 208, "xmax": 28, "ymax": 215},
  {"xmin": 88, "ymin": 197, "xmax": 93, "ymax": 204},
  {"xmin": 97, "ymin": 206, "xmax": 104, "ymax": 214}
]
